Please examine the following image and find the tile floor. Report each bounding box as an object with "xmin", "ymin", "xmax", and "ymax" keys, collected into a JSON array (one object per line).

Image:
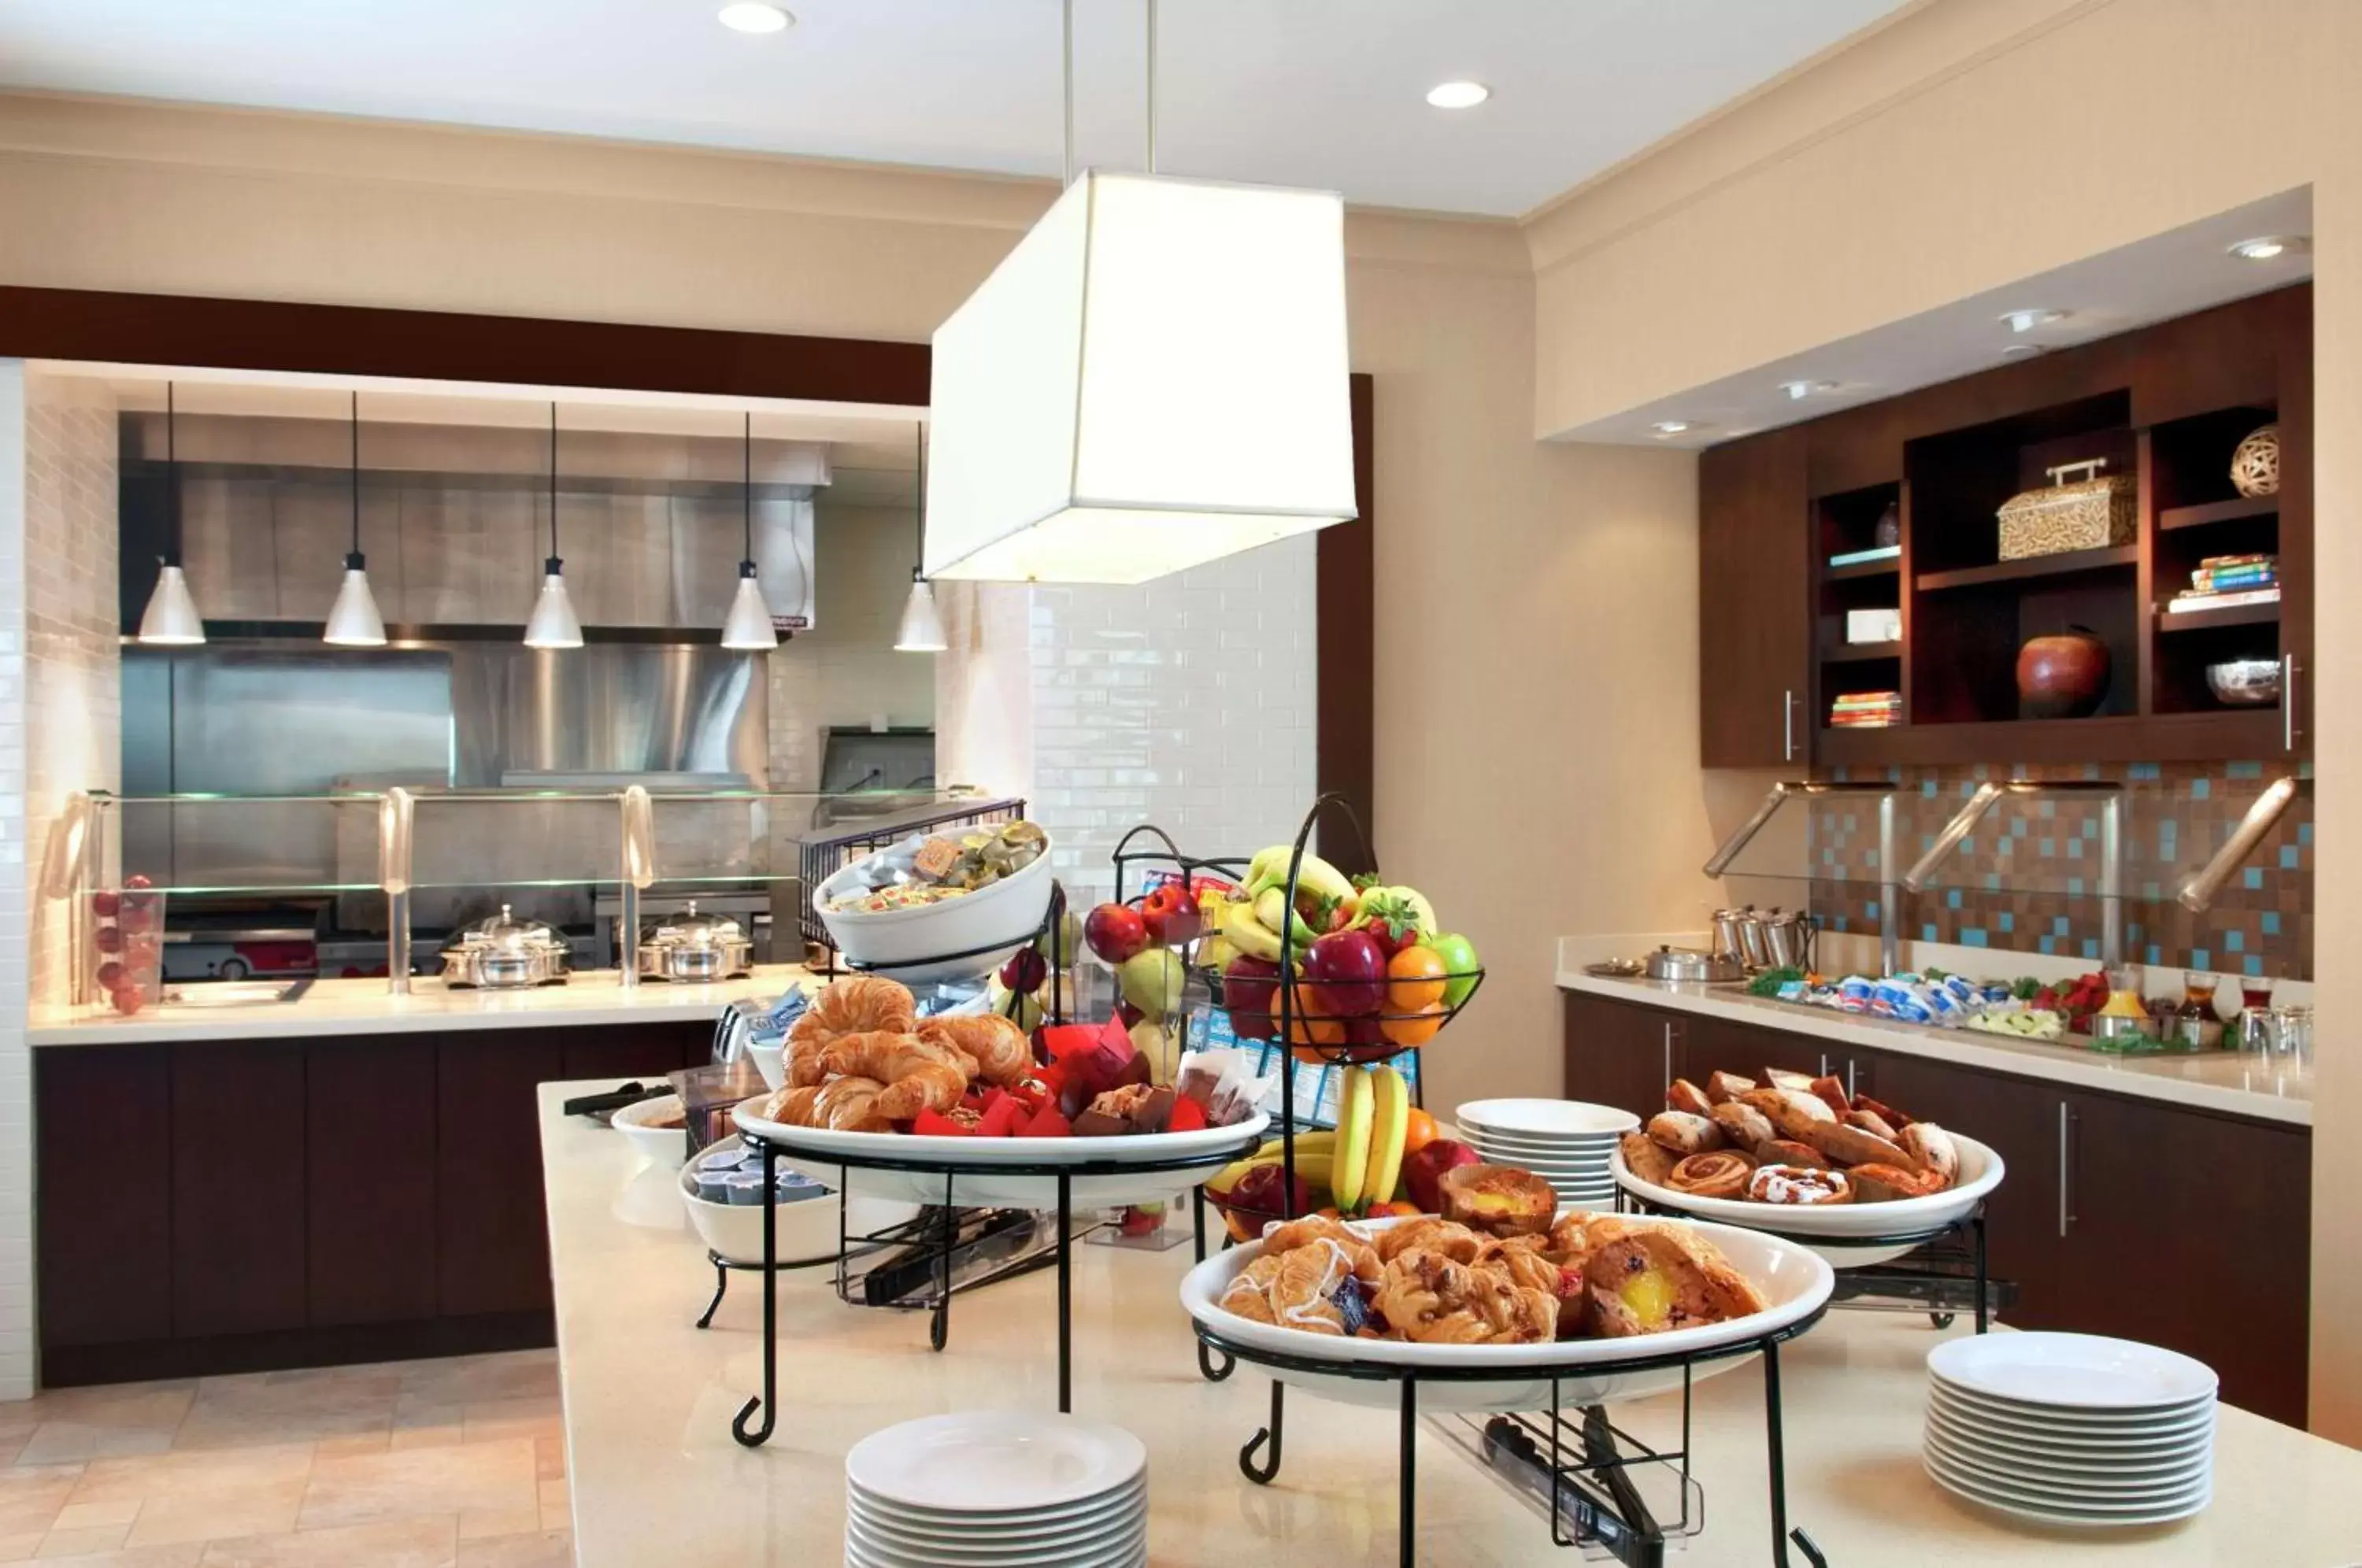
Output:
[{"xmin": 0, "ymin": 1352, "xmax": 569, "ymax": 1566}]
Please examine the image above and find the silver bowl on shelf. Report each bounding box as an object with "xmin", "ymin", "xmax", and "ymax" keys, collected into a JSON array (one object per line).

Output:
[{"xmin": 2206, "ymin": 658, "xmax": 2282, "ymax": 707}]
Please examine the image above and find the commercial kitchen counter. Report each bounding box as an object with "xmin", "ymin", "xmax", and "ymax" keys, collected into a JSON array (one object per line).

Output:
[
  {"xmin": 1558, "ymin": 937, "xmax": 2310, "ymax": 1127},
  {"xmin": 26, "ymin": 965, "xmax": 816, "ymax": 1046},
  {"xmin": 538, "ymin": 1079, "xmax": 2362, "ymax": 1567}
]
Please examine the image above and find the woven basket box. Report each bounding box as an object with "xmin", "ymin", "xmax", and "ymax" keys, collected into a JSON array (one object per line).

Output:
[{"xmin": 1996, "ymin": 459, "xmax": 2136, "ymax": 560}]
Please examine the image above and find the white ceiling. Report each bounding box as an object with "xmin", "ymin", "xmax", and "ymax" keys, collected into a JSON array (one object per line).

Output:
[
  {"xmin": 0, "ymin": 0, "xmax": 1911, "ymax": 217},
  {"xmin": 1561, "ymin": 187, "xmax": 2317, "ymax": 446}
]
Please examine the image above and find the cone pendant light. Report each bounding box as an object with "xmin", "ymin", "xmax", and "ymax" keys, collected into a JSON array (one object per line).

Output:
[
  {"xmin": 894, "ymin": 420, "xmax": 947, "ymax": 653},
  {"xmin": 136, "ymin": 383, "xmax": 206, "ymax": 645},
  {"xmin": 720, "ymin": 412, "xmax": 779, "ymax": 650},
  {"xmin": 324, "ymin": 391, "xmax": 387, "ymax": 646},
  {"xmin": 524, "ymin": 403, "xmax": 584, "ymax": 649}
]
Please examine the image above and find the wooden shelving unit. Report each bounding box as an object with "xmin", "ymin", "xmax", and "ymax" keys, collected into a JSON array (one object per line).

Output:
[
  {"xmin": 1825, "ymin": 556, "xmax": 1901, "ymax": 582},
  {"xmin": 2159, "ymin": 495, "xmax": 2278, "ymax": 532},
  {"xmin": 1822, "ymin": 639, "xmax": 1904, "ymax": 663},
  {"xmin": 2157, "ymin": 600, "xmax": 2281, "ymax": 634},
  {"xmin": 1916, "ymin": 545, "xmax": 2137, "ymax": 593}
]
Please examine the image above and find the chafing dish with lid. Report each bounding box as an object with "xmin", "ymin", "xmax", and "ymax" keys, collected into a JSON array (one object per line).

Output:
[
  {"xmin": 440, "ymin": 904, "xmax": 571, "ymax": 989},
  {"xmin": 638, "ymin": 901, "xmax": 754, "ymax": 983}
]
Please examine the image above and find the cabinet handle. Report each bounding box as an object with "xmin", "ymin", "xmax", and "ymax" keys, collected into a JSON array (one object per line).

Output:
[
  {"xmin": 2285, "ymin": 655, "xmax": 2300, "ymax": 751},
  {"xmin": 1663, "ymin": 1022, "xmax": 1675, "ymax": 1085},
  {"xmin": 2057, "ymin": 1101, "xmax": 2074, "ymax": 1237},
  {"xmin": 1783, "ymin": 690, "xmax": 1797, "ymax": 761},
  {"xmin": 1816, "ymin": 1052, "xmax": 1830, "ymax": 1078},
  {"xmin": 1846, "ymin": 1057, "xmax": 1857, "ymax": 1101}
]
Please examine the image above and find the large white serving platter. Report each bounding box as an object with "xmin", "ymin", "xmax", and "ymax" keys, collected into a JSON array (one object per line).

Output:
[
  {"xmin": 814, "ymin": 829, "xmax": 1057, "ymax": 986},
  {"xmin": 1456, "ymin": 1100, "xmax": 1638, "ymax": 1139},
  {"xmin": 846, "ymin": 1411, "xmax": 1145, "ymax": 1513},
  {"xmin": 850, "ymin": 1478, "xmax": 1145, "ymax": 1538},
  {"xmin": 1180, "ymin": 1213, "xmax": 1831, "ymax": 1414},
  {"xmin": 1609, "ymin": 1132, "xmax": 2002, "ymax": 1267},
  {"xmin": 735, "ymin": 1099, "xmax": 1267, "ymax": 1208},
  {"xmin": 1930, "ymin": 1329, "xmax": 2218, "ymax": 1409}
]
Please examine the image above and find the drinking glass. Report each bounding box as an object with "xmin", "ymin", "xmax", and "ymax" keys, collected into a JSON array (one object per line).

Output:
[
  {"xmin": 2236, "ymin": 1006, "xmax": 2278, "ymax": 1066},
  {"xmin": 2271, "ymin": 1004, "xmax": 2314, "ymax": 1069},
  {"xmin": 2240, "ymin": 974, "xmax": 2277, "ymax": 1011}
]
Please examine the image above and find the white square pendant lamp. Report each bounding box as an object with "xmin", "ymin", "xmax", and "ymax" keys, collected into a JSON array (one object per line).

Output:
[{"xmin": 922, "ymin": 1, "xmax": 1355, "ymax": 586}]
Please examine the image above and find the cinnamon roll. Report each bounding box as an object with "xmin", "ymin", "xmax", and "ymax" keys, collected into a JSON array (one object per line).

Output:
[
  {"xmin": 1746, "ymin": 1164, "xmax": 1853, "ymax": 1205},
  {"xmin": 1665, "ymin": 1151, "xmax": 1756, "ymax": 1200}
]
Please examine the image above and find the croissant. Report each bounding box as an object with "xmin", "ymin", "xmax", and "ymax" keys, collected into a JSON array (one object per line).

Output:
[
  {"xmin": 766, "ymin": 1076, "xmax": 890, "ymax": 1133},
  {"xmin": 876, "ymin": 1059, "xmax": 968, "ymax": 1121},
  {"xmin": 919, "ymin": 1015, "xmax": 1035, "ymax": 1087},
  {"xmin": 818, "ymin": 1030, "xmax": 969, "ymax": 1085},
  {"xmin": 787, "ymin": 976, "xmax": 918, "ymax": 1079}
]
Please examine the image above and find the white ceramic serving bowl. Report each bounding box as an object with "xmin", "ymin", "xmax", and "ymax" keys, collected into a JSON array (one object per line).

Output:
[
  {"xmin": 733, "ymin": 1097, "xmax": 1268, "ymax": 1209},
  {"xmin": 1180, "ymin": 1212, "xmax": 1833, "ymax": 1413},
  {"xmin": 676, "ymin": 1135, "xmax": 918, "ymax": 1264},
  {"xmin": 747, "ymin": 1037, "xmax": 787, "ymax": 1091},
  {"xmin": 1611, "ymin": 1132, "xmax": 2003, "ymax": 1267},
  {"xmin": 611, "ymin": 1094, "xmax": 690, "ymax": 1168},
  {"xmin": 815, "ymin": 832, "xmax": 1056, "ymax": 986}
]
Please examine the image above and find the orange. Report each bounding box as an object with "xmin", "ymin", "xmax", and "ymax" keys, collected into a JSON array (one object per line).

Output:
[
  {"xmin": 1379, "ymin": 999, "xmax": 1446, "ymax": 1047},
  {"xmin": 1284, "ymin": 983, "xmax": 1344, "ymax": 1047},
  {"xmin": 1400, "ymin": 1107, "xmax": 1439, "ymax": 1156},
  {"xmin": 1386, "ymin": 946, "xmax": 1448, "ymax": 1011}
]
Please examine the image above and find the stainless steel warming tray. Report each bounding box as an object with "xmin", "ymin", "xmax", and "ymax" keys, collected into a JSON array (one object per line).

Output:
[
  {"xmin": 440, "ymin": 903, "xmax": 571, "ymax": 989},
  {"xmin": 636, "ymin": 902, "xmax": 754, "ymax": 983}
]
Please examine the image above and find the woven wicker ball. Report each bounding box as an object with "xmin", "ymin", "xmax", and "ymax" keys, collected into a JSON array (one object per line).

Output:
[{"xmin": 2231, "ymin": 423, "xmax": 2280, "ymax": 497}]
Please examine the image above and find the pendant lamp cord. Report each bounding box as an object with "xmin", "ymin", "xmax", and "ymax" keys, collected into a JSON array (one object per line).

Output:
[
  {"xmin": 1061, "ymin": 0, "xmax": 1074, "ymax": 187},
  {"xmin": 546, "ymin": 403, "xmax": 559, "ymax": 563},
  {"xmin": 744, "ymin": 412, "xmax": 755, "ymax": 560},
  {"xmin": 1060, "ymin": 0, "xmax": 1158, "ymax": 185},
  {"xmin": 165, "ymin": 381, "xmax": 179, "ymax": 570},
  {"xmin": 349, "ymin": 391, "xmax": 361, "ymax": 557},
  {"xmin": 1146, "ymin": 0, "xmax": 1157, "ymax": 175},
  {"xmin": 913, "ymin": 422, "xmax": 926, "ymax": 568}
]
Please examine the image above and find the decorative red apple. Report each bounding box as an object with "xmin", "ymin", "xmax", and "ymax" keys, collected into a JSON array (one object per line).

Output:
[
  {"xmin": 999, "ymin": 946, "xmax": 1048, "ymax": 993},
  {"xmin": 1301, "ymin": 929, "xmax": 1386, "ymax": 1018},
  {"xmin": 1222, "ymin": 955, "xmax": 1281, "ymax": 1041},
  {"xmin": 91, "ymin": 889, "xmax": 120, "ymax": 918},
  {"xmin": 1401, "ymin": 1138, "xmax": 1483, "ymax": 1213},
  {"xmin": 2017, "ymin": 627, "xmax": 2111, "ymax": 719},
  {"xmin": 1139, "ymin": 882, "xmax": 1201, "ymax": 945},
  {"xmin": 93, "ymin": 926, "xmax": 123, "ymax": 954},
  {"xmin": 1083, "ymin": 902, "xmax": 1149, "ymax": 964}
]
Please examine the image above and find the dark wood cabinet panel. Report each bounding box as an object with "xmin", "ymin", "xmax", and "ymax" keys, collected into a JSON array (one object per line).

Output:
[
  {"xmin": 172, "ymin": 1038, "xmax": 309, "ymax": 1338},
  {"xmin": 435, "ymin": 1031, "xmax": 567, "ymax": 1318},
  {"xmin": 1561, "ymin": 993, "xmax": 1676, "ymax": 1119},
  {"xmin": 1699, "ymin": 427, "xmax": 1812, "ymax": 767},
  {"xmin": 36, "ymin": 1045, "xmax": 172, "ymax": 1350},
  {"xmin": 560, "ymin": 1020, "xmax": 714, "ymax": 1085},
  {"xmin": 307, "ymin": 1037, "xmax": 438, "ymax": 1326},
  {"xmin": 1679, "ymin": 1012, "xmax": 1826, "ymax": 1085},
  {"xmin": 2061, "ymin": 1093, "xmax": 2308, "ymax": 1426}
]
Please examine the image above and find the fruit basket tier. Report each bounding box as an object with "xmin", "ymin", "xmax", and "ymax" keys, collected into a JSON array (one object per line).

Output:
[
  {"xmin": 1205, "ymin": 960, "xmax": 1486, "ymax": 1067},
  {"xmin": 1611, "ymin": 1133, "xmax": 2005, "ymax": 1267},
  {"xmin": 731, "ymin": 1098, "xmax": 1268, "ymax": 1209},
  {"xmin": 1181, "ymin": 1214, "xmax": 1834, "ymax": 1414}
]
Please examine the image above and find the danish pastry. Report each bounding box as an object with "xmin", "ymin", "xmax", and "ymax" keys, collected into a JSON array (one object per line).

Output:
[
  {"xmin": 1849, "ymin": 1162, "xmax": 1949, "ymax": 1203},
  {"xmin": 1217, "ymin": 1253, "xmax": 1287, "ymax": 1323},
  {"xmin": 1664, "ymin": 1078, "xmax": 1714, "ymax": 1117},
  {"xmin": 1374, "ymin": 1217, "xmax": 1486, "ymax": 1265},
  {"xmin": 1584, "ymin": 1220, "xmax": 1767, "ymax": 1337},
  {"xmin": 1705, "ymin": 1071, "xmax": 1757, "ymax": 1106},
  {"xmin": 1665, "ymin": 1151, "xmax": 1755, "ymax": 1200},
  {"xmin": 1619, "ymin": 1131, "xmax": 1679, "ymax": 1187},
  {"xmin": 1646, "ymin": 1111, "xmax": 1725, "ymax": 1156},
  {"xmin": 1264, "ymin": 1216, "xmax": 1383, "ymax": 1282},
  {"xmin": 1438, "ymin": 1163, "xmax": 1557, "ymax": 1237},
  {"xmin": 1898, "ymin": 1122, "xmax": 1960, "ymax": 1184},
  {"xmin": 1740, "ymin": 1086, "xmax": 1838, "ymax": 1140},
  {"xmin": 1708, "ymin": 1100, "xmax": 1778, "ymax": 1156},
  {"xmin": 1747, "ymin": 1164, "xmax": 1851, "ymax": 1205}
]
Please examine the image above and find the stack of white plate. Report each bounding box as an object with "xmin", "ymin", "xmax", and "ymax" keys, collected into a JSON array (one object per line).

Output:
[
  {"xmin": 1923, "ymin": 1332, "xmax": 2217, "ymax": 1528},
  {"xmin": 845, "ymin": 1411, "xmax": 1148, "ymax": 1567},
  {"xmin": 1453, "ymin": 1099, "xmax": 1637, "ymax": 1209}
]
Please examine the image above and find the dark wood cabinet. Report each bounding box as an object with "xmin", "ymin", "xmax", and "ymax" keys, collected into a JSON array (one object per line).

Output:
[
  {"xmin": 307, "ymin": 1037, "xmax": 439, "ymax": 1326},
  {"xmin": 1560, "ymin": 992, "xmax": 2309, "ymax": 1424},
  {"xmin": 35, "ymin": 1045, "xmax": 172, "ymax": 1349},
  {"xmin": 1699, "ymin": 427, "xmax": 1812, "ymax": 767},
  {"xmin": 172, "ymin": 1038, "xmax": 309, "ymax": 1338},
  {"xmin": 435, "ymin": 1030, "xmax": 567, "ymax": 1319}
]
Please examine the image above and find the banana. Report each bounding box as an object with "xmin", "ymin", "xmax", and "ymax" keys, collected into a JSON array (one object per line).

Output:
[
  {"xmin": 1222, "ymin": 903, "xmax": 1285, "ymax": 963},
  {"xmin": 1331, "ymin": 1067, "xmax": 1375, "ymax": 1212},
  {"xmin": 1363, "ymin": 1066, "xmax": 1411, "ymax": 1211},
  {"xmin": 1245, "ymin": 847, "xmax": 1356, "ymax": 904},
  {"xmin": 1252, "ymin": 888, "xmax": 1319, "ymax": 949}
]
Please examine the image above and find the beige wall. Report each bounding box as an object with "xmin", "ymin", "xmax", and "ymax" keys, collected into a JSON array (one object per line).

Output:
[
  {"xmin": 0, "ymin": 94, "xmax": 1715, "ymax": 1166},
  {"xmin": 1523, "ymin": 0, "xmax": 2362, "ymax": 1439}
]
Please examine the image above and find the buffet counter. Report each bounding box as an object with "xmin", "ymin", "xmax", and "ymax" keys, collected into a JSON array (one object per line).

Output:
[
  {"xmin": 537, "ymin": 1080, "xmax": 2362, "ymax": 1566},
  {"xmin": 1557, "ymin": 937, "xmax": 2310, "ymax": 1127},
  {"xmin": 26, "ymin": 964, "xmax": 816, "ymax": 1046}
]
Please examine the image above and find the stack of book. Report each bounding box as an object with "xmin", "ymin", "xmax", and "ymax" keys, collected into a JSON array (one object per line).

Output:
[
  {"xmin": 2167, "ymin": 553, "xmax": 2279, "ymax": 614},
  {"xmin": 1831, "ymin": 690, "xmax": 1902, "ymax": 728}
]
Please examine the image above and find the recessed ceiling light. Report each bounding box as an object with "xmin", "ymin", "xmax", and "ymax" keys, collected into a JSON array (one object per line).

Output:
[
  {"xmin": 1649, "ymin": 420, "xmax": 1694, "ymax": 437},
  {"xmin": 2001, "ymin": 308, "xmax": 2068, "ymax": 334},
  {"xmin": 718, "ymin": 3, "xmax": 792, "ymax": 35},
  {"xmin": 2228, "ymin": 235, "xmax": 2308, "ymax": 261},
  {"xmin": 1426, "ymin": 81, "xmax": 1490, "ymax": 109},
  {"xmin": 1779, "ymin": 379, "xmax": 1839, "ymax": 401}
]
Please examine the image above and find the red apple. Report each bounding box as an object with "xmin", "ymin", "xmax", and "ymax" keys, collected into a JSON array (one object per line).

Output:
[
  {"xmin": 94, "ymin": 960, "xmax": 124, "ymax": 989},
  {"xmin": 1302, "ymin": 929, "xmax": 1386, "ymax": 1018},
  {"xmin": 1224, "ymin": 1162, "xmax": 1312, "ymax": 1224},
  {"xmin": 91, "ymin": 890, "xmax": 120, "ymax": 918},
  {"xmin": 1401, "ymin": 1138, "xmax": 1482, "ymax": 1213},
  {"xmin": 93, "ymin": 926, "xmax": 123, "ymax": 954},
  {"xmin": 999, "ymin": 946, "xmax": 1048, "ymax": 993},
  {"xmin": 1140, "ymin": 882, "xmax": 1201, "ymax": 946},
  {"xmin": 1223, "ymin": 956, "xmax": 1281, "ymax": 1041},
  {"xmin": 1083, "ymin": 902, "xmax": 1149, "ymax": 965}
]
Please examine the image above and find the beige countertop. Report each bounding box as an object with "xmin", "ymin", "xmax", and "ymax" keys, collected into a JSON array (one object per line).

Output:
[
  {"xmin": 28, "ymin": 966, "xmax": 816, "ymax": 1045},
  {"xmin": 537, "ymin": 1078, "xmax": 2362, "ymax": 1566},
  {"xmin": 1558, "ymin": 935, "xmax": 2310, "ymax": 1128}
]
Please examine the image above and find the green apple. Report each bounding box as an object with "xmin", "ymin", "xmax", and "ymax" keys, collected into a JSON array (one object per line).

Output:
[
  {"xmin": 1119, "ymin": 947, "xmax": 1188, "ymax": 1015},
  {"xmin": 986, "ymin": 975, "xmax": 1044, "ymax": 1032},
  {"xmin": 1035, "ymin": 908, "xmax": 1086, "ymax": 966}
]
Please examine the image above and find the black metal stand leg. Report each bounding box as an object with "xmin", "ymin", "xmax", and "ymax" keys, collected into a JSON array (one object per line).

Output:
[
  {"xmin": 730, "ymin": 1141, "xmax": 779, "ymax": 1448},
  {"xmin": 694, "ymin": 1260, "xmax": 728, "ymax": 1330},
  {"xmin": 1398, "ymin": 1375, "xmax": 1418, "ymax": 1568},
  {"xmin": 1764, "ymin": 1338, "xmax": 1826, "ymax": 1568},
  {"xmin": 1973, "ymin": 1211, "xmax": 1990, "ymax": 1334},
  {"xmin": 1191, "ymin": 1188, "xmax": 1235, "ymax": 1382},
  {"xmin": 1238, "ymin": 1380, "xmax": 1285, "ymax": 1484},
  {"xmin": 1057, "ymin": 1174, "xmax": 1073, "ymax": 1415},
  {"xmin": 930, "ymin": 1171, "xmax": 954, "ymax": 1353}
]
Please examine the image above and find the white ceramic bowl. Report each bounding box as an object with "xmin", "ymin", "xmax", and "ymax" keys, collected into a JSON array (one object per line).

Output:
[
  {"xmin": 815, "ymin": 832, "xmax": 1056, "ymax": 986},
  {"xmin": 678, "ymin": 1136, "xmax": 919, "ymax": 1264},
  {"xmin": 735, "ymin": 1097, "xmax": 1268, "ymax": 1209},
  {"xmin": 1180, "ymin": 1212, "xmax": 1833, "ymax": 1412},
  {"xmin": 1611, "ymin": 1132, "xmax": 2003, "ymax": 1267},
  {"xmin": 748, "ymin": 1037, "xmax": 787, "ymax": 1091},
  {"xmin": 612, "ymin": 1094, "xmax": 691, "ymax": 1168}
]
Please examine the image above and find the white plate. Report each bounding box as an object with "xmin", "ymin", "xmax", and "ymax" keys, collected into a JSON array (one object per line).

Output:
[
  {"xmin": 1180, "ymin": 1213, "xmax": 1832, "ymax": 1414},
  {"xmin": 846, "ymin": 1530, "xmax": 1145, "ymax": 1568},
  {"xmin": 846, "ymin": 1412, "xmax": 1145, "ymax": 1514},
  {"xmin": 849, "ymin": 1477, "xmax": 1146, "ymax": 1533},
  {"xmin": 1923, "ymin": 1448, "xmax": 2212, "ymax": 1513},
  {"xmin": 1928, "ymin": 1379, "xmax": 2216, "ymax": 1432},
  {"xmin": 1923, "ymin": 1457, "xmax": 2210, "ymax": 1528},
  {"xmin": 1612, "ymin": 1133, "xmax": 2003, "ymax": 1241},
  {"xmin": 1462, "ymin": 1127, "xmax": 1625, "ymax": 1150},
  {"xmin": 611, "ymin": 1094, "xmax": 690, "ymax": 1167},
  {"xmin": 1455, "ymin": 1100, "xmax": 1638, "ymax": 1139},
  {"xmin": 1927, "ymin": 1399, "xmax": 2217, "ymax": 1453},
  {"xmin": 1923, "ymin": 1426, "xmax": 2208, "ymax": 1495},
  {"xmin": 815, "ymin": 830, "xmax": 1055, "ymax": 986},
  {"xmin": 1929, "ymin": 1331, "xmax": 2217, "ymax": 1410},
  {"xmin": 847, "ymin": 1507, "xmax": 1144, "ymax": 1563},
  {"xmin": 736, "ymin": 1100, "xmax": 1267, "ymax": 1209},
  {"xmin": 1465, "ymin": 1146, "xmax": 1616, "ymax": 1169}
]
